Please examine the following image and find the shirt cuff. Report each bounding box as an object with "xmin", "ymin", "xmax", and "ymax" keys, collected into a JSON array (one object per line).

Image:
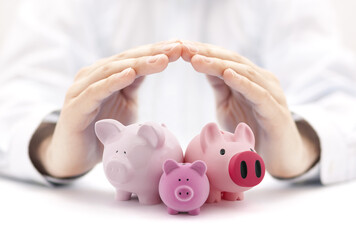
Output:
[{"xmin": 0, "ymin": 106, "xmax": 76, "ymax": 186}]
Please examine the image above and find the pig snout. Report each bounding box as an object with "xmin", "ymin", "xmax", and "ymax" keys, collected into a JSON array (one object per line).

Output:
[
  {"xmin": 175, "ymin": 186, "xmax": 194, "ymax": 202},
  {"xmin": 228, "ymin": 151, "xmax": 265, "ymax": 187},
  {"xmin": 105, "ymin": 161, "xmax": 132, "ymax": 184}
]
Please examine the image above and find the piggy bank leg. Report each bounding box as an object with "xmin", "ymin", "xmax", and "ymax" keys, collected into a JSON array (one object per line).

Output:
[
  {"xmin": 188, "ymin": 208, "xmax": 200, "ymax": 215},
  {"xmin": 116, "ymin": 190, "xmax": 132, "ymax": 201},
  {"xmin": 236, "ymin": 192, "xmax": 244, "ymax": 201},
  {"xmin": 167, "ymin": 208, "xmax": 179, "ymax": 215},
  {"xmin": 206, "ymin": 186, "xmax": 222, "ymax": 203},
  {"xmin": 222, "ymin": 192, "xmax": 244, "ymax": 201},
  {"xmin": 137, "ymin": 193, "xmax": 161, "ymax": 205},
  {"xmin": 222, "ymin": 192, "xmax": 238, "ymax": 201}
]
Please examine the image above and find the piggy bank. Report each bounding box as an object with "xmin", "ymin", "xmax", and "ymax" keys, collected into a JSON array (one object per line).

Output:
[
  {"xmin": 95, "ymin": 119, "xmax": 183, "ymax": 205},
  {"xmin": 159, "ymin": 159, "xmax": 209, "ymax": 215},
  {"xmin": 185, "ymin": 122, "xmax": 265, "ymax": 203}
]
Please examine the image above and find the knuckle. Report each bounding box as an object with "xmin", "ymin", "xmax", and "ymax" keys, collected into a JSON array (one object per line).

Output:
[
  {"xmin": 131, "ymin": 58, "xmax": 141, "ymax": 68},
  {"xmin": 222, "ymin": 60, "xmax": 231, "ymax": 70},
  {"xmin": 75, "ymin": 66, "xmax": 90, "ymax": 78},
  {"xmin": 115, "ymin": 52, "xmax": 126, "ymax": 60},
  {"xmin": 64, "ymin": 92, "xmax": 74, "ymax": 102},
  {"xmin": 76, "ymin": 84, "xmax": 95, "ymax": 100},
  {"xmin": 105, "ymin": 75, "xmax": 117, "ymax": 88},
  {"xmin": 267, "ymin": 70, "xmax": 280, "ymax": 83},
  {"xmin": 99, "ymin": 64, "xmax": 111, "ymax": 74},
  {"xmin": 85, "ymin": 84, "xmax": 97, "ymax": 96},
  {"xmin": 65, "ymin": 84, "xmax": 79, "ymax": 99},
  {"xmin": 232, "ymin": 54, "xmax": 243, "ymax": 63},
  {"xmin": 149, "ymin": 44, "xmax": 156, "ymax": 54},
  {"xmin": 205, "ymin": 47, "xmax": 213, "ymax": 56},
  {"xmin": 241, "ymin": 76, "xmax": 252, "ymax": 88},
  {"xmin": 276, "ymin": 91, "xmax": 288, "ymax": 106},
  {"xmin": 261, "ymin": 89, "xmax": 272, "ymax": 101},
  {"xmin": 246, "ymin": 66, "xmax": 256, "ymax": 77}
]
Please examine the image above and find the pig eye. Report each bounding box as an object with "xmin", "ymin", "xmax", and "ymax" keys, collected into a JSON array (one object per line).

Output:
[
  {"xmin": 115, "ymin": 150, "xmax": 118, "ymax": 153},
  {"xmin": 220, "ymin": 149, "xmax": 225, "ymax": 155},
  {"xmin": 250, "ymin": 148, "xmax": 254, "ymax": 152},
  {"xmin": 186, "ymin": 179, "xmax": 189, "ymax": 181},
  {"xmin": 178, "ymin": 179, "xmax": 181, "ymax": 181},
  {"xmin": 124, "ymin": 151, "xmax": 126, "ymax": 154}
]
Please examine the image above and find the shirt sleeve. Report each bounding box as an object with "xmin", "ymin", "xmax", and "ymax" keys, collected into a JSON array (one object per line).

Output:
[
  {"xmin": 0, "ymin": 0, "xmax": 100, "ymax": 185},
  {"xmin": 259, "ymin": 0, "xmax": 356, "ymax": 184}
]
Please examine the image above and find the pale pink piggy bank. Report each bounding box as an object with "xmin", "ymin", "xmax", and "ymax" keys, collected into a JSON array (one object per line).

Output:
[
  {"xmin": 159, "ymin": 159, "xmax": 209, "ymax": 215},
  {"xmin": 95, "ymin": 119, "xmax": 183, "ymax": 205},
  {"xmin": 185, "ymin": 122, "xmax": 265, "ymax": 203}
]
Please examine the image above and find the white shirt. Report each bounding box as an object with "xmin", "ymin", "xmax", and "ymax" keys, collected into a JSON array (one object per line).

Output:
[{"xmin": 0, "ymin": 0, "xmax": 355, "ymax": 185}]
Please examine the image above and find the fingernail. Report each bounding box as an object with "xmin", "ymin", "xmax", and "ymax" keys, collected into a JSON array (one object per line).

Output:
[
  {"xmin": 147, "ymin": 55, "xmax": 162, "ymax": 63},
  {"xmin": 184, "ymin": 43, "xmax": 199, "ymax": 53},
  {"xmin": 162, "ymin": 43, "xmax": 180, "ymax": 52}
]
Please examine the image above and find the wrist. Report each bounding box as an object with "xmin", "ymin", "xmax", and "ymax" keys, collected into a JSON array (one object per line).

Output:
[
  {"xmin": 259, "ymin": 111, "xmax": 320, "ymax": 179},
  {"xmin": 265, "ymin": 121, "xmax": 320, "ymax": 179},
  {"xmin": 40, "ymin": 123, "xmax": 100, "ymax": 178}
]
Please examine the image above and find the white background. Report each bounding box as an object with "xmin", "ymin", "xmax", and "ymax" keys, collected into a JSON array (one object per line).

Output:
[{"xmin": 1, "ymin": 1, "xmax": 356, "ymax": 240}]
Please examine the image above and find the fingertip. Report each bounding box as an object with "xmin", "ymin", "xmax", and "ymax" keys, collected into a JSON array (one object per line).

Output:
[
  {"xmin": 163, "ymin": 42, "xmax": 182, "ymax": 62},
  {"xmin": 222, "ymin": 68, "xmax": 242, "ymax": 90},
  {"xmin": 157, "ymin": 54, "xmax": 170, "ymax": 69},
  {"xmin": 190, "ymin": 56, "xmax": 202, "ymax": 72},
  {"xmin": 147, "ymin": 53, "xmax": 168, "ymax": 63},
  {"xmin": 166, "ymin": 43, "xmax": 182, "ymax": 62},
  {"xmin": 160, "ymin": 53, "xmax": 170, "ymax": 61},
  {"xmin": 181, "ymin": 42, "xmax": 200, "ymax": 62},
  {"xmin": 125, "ymin": 67, "xmax": 137, "ymax": 82},
  {"xmin": 191, "ymin": 54, "xmax": 204, "ymax": 63},
  {"xmin": 148, "ymin": 54, "xmax": 169, "ymax": 67},
  {"xmin": 181, "ymin": 44, "xmax": 194, "ymax": 62},
  {"xmin": 190, "ymin": 54, "xmax": 209, "ymax": 73},
  {"xmin": 223, "ymin": 68, "xmax": 236, "ymax": 80},
  {"xmin": 112, "ymin": 68, "xmax": 136, "ymax": 87},
  {"xmin": 146, "ymin": 54, "xmax": 169, "ymax": 74}
]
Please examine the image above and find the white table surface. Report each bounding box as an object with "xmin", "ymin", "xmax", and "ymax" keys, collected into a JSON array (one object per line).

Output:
[{"xmin": 1, "ymin": 164, "xmax": 355, "ymax": 240}]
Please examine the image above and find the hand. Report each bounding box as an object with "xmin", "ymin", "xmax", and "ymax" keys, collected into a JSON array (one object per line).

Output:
[
  {"xmin": 181, "ymin": 41, "xmax": 320, "ymax": 178},
  {"xmin": 34, "ymin": 40, "xmax": 182, "ymax": 178}
]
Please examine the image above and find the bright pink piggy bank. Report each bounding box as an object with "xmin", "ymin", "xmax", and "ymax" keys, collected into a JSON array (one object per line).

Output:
[
  {"xmin": 95, "ymin": 119, "xmax": 183, "ymax": 205},
  {"xmin": 185, "ymin": 122, "xmax": 265, "ymax": 203},
  {"xmin": 159, "ymin": 160, "xmax": 209, "ymax": 215}
]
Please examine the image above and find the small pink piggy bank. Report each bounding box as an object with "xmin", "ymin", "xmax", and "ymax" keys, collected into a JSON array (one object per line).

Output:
[
  {"xmin": 159, "ymin": 160, "xmax": 209, "ymax": 215},
  {"xmin": 185, "ymin": 122, "xmax": 265, "ymax": 203},
  {"xmin": 95, "ymin": 119, "xmax": 183, "ymax": 205}
]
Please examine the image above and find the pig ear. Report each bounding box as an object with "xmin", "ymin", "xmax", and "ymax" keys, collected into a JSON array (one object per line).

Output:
[
  {"xmin": 200, "ymin": 122, "xmax": 223, "ymax": 153},
  {"xmin": 163, "ymin": 159, "xmax": 179, "ymax": 175},
  {"xmin": 138, "ymin": 122, "xmax": 165, "ymax": 148},
  {"xmin": 95, "ymin": 119, "xmax": 125, "ymax": 145},
  {"xmin": 233, "ymin": 122, "xmax": 255, "ymax": 147},
  {"xmin": 190, "ymin": 160, "xmax": 207, "ymax": 176}
]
